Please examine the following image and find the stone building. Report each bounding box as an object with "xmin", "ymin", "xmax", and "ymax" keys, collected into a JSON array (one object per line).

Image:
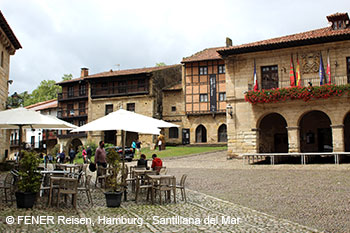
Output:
[
  {"xmin": 162, "ymin": 47, "xmax": 228, "ymax": 145},
  {"xmin": 56, "ymin": 68, "xmax": 89, "ymax": 151},
  {"xmin": 218, "ymin": 12, "xmax": 350, "ymax": 157},
  {"xmin": 0, "ymin": 11, "xmax": 22, "ymax": 161},
  {"xmin": 57, "ymin": 65, "xmax": 181, "ymax": 149}
]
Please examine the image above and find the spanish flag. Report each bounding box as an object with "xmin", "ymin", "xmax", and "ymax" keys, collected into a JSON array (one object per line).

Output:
[
  {"xmin": 296, "ymin": 55, "xmax": 301, "ymax": 86},
  {"xmin": 289, "ymin": 55, "xmax": 295, "ymax": 87}
]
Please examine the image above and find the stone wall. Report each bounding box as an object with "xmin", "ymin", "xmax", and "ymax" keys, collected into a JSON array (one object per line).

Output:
[
  {"xmin": 0, "ymin": 35, "xmax": 11, "ymax": 161},
  {"xmin": 225, "ymin": 40, "xmax": 350, "ymax": 157}
]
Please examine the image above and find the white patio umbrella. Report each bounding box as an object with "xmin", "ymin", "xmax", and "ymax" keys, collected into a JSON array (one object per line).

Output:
[
  {"xmin": 0, "ymin": 107, "xmax": 77, "ymax": 156},
  {"xmin": 71, "ymin": 108, "xmax": 179, "ymax": 164},
  {"xmin": 71, "ymin": 108, "xmax": 179, "ymax": 134}
]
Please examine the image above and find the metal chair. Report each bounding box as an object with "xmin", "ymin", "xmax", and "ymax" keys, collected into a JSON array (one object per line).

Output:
[
  {"xmin": 0, "ymin": 173, "xmax": 15, "ymax": 203},
  {"xmin": 57, "ymin": 177, "xmax": 78, "ymax": 208}
]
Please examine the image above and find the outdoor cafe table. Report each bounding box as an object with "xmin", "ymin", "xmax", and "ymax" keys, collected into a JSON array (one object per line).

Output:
[
  {"xmin": 48, "ymin": 176, "xmax": 78, "ymax": 207},
  {"xmin": 146, "ymin": 174, "xmax": 176, "ymax": 204},
  {"xmin": 57, "ymin": 164, "xmax": 81, "ymax": 173}
]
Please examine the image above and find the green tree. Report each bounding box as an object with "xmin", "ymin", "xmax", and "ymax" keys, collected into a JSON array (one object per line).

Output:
[
  {"xmin": 156, "ymin": 62, "xmax": 166, "ymax": 67},
  {"xmin": 24, "ymin": 80, "xmax": 60, "ymax": 106},
  {"xmin": 62, "ymin": 74, "xmax": 73, "ymax": 81}
]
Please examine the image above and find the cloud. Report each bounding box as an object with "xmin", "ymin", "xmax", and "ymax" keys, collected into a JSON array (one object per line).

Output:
[{"xmin": 2, "ymin": 0, "xmax": 349, "ymax": 94}]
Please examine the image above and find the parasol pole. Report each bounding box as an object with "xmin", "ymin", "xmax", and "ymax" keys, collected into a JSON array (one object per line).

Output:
[{"xmin": 18, "ymin": 124, "xmax": 23, "ymax": 161}]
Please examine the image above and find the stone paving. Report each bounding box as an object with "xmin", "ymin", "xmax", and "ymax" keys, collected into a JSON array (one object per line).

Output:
[{"xmin": 0, "ymin": 178, "xmax": 318, "ymax": 233}]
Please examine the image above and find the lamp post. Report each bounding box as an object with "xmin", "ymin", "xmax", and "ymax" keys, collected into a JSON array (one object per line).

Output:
[{"xmin": 226, "ymin": 104, "xmax": 233, "ymax": 118}]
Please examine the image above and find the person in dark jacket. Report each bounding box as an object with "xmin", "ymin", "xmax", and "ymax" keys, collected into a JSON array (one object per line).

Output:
[
  {"xmin": 137, "ymin": 154, "xmax": 148, "ymax": 169},
  {"xmin": 69, "ymin": 148, "xmax": 76, "ymax": 164}
]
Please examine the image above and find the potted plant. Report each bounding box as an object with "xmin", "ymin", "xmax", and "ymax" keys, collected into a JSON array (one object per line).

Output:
[
  {"xmin": 104, "ymin": 148, "xmax": 127, "ymax": 207},
  {"xmin": 15, "ymin": 151, "xmax": 42, "ymax": 208}
]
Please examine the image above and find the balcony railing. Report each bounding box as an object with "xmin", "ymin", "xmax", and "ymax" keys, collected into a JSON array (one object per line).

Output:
[
  {"xmin": 58, "ymin": 90, "xmax": 88, "ymax": 101},
  {"xmin": 10, "ymin": 139, "xmax": 19, "ymax": 147},
  {"xmin": 57, "ymin": 108, "xmax": 88, "ymax": 119},
  {"xmin": 249, "ymin": 75, "xmax": 350, "ymax": 90},
  {"xmin": 91, "ymin": 83, "xmax": 149, "ymax": 98},
  {"xmin": 43, "ymin": 131, "xmax": 58, "ymax": 140}
]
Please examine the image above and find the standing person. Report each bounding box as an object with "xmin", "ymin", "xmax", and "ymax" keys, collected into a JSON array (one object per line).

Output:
[
  {"xmin": 86, "ymin": 146, "xmax": 92, "ymax": 162},
  {"xmin": 59, "ymin": 150, "xmax": 65, "ymax": 163},
  {"xmin": 95, "ymin": 141, "xmax": 107, "ymax": 168},
  {"xmin": 158, "ymin": 139, "xmax": 162, "ymax": 151},
  {"xmin": 69, "ymin": 148, "xmax": 75, "ymax": 164},
  {"xmin": 131, "ymin": 140, "xmax": 137, "ymax": 154},
  {"xmin": 136, "ymin": 140, "xmax": 142, "ymax": 155},
  {"xmin": 82, "ymin": 147, "xmax": 87, "ymax": 164},
  {"xmin": 151, "ymin": 154, "xmax": 163, "ymax": 172}
]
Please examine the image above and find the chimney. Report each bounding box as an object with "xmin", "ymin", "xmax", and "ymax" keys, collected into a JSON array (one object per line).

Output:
[
  {"xmin": 226, "ymin": 37, "xmax": 232, "ymax": 47},
  {"xmin": 80, "ymin": 67, "xmax": 89, "ymax": 77}
]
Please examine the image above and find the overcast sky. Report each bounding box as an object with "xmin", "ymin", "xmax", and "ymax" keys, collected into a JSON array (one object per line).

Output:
[{"xmin": 2, "ymin": 0, "xmax": 349, "ymax": 94}]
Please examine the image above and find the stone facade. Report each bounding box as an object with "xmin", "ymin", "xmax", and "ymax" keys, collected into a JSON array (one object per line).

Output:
[
  {"xmin": 0, "ymin": 11, "xmax": 21, "ymax": 161},
  {"xmin": 219, "ymin": 14, "xmax": 350, "ymax": 157}
]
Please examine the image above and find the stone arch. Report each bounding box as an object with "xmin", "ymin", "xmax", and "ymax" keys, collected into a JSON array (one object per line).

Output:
[
  {"xmin": 343, "ymin": 111, "xmax": 350, "ymax": 152},
  {"xmin": 65, "ymin": 138, "xmax": 83, "ymax": 153},
  {"xmin": 218, "ymin": 124, "xmax": 227, "ymax": 142},
  {"xmin": 298, "ymin": 110, "xmax": 332, "ymax": 152},
  {"xmin": 258, "ymin": 113, "xmax": 288, "ymax": 153},
  {"xmin": 195, "ymin": 124, "xmax": 207, "ymax": 143}
]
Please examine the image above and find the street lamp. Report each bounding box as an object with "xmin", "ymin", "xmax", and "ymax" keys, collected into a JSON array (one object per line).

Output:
[{"xmin": 226, "ymin": 104, "xmax": 233, "ymax": 118}]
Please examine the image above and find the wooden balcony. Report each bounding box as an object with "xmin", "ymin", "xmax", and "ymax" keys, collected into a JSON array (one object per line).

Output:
[
  {"xmin": 57, "ymin": 108, "xmax": 88, "ymax": 119},
  {"xmin": 57, "ymin": 90, "xmax": 88, "ymax": 101},
  {"xmin": 91, "ymin": 83, "xmax": 149, "ymax": 98}
]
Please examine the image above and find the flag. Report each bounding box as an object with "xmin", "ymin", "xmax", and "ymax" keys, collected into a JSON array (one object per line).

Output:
[
  {"xmin": 253, "ymin": 60, "xmax": 258, "ymax": 91},
  {"xmin": 289, "ymin": 55, "xmax": 295, "ymax": 87},
  {"xmin": 296, "ymin": 55, "xmax": 301, "ymax": 86},
  {"xmin": 327, "ymin": 52, "xmax": 331, "ymax": 84},
  {"xmin": 319, "ymin": 52, "xmax": 325, "ymax": 85}
]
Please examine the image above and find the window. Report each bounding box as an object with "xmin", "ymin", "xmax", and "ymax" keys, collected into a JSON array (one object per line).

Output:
[
  {"xmin": 171, "ymin": 106, "xmax": 176, "ymax": 112},
  {"xmin": 0, "ymin": 51, "xmax": 3, "ymax": 67},
  {"xmin": 169, "ymin": 127, "xmax": 179, "ymax": 138},
  {"xmin": 199, "ymin": 94, "xmax": 208, "ymax": 102},
  {"xmin": 347, "ymin": 57, "xmax": 350, "ymax": 84},
  {"xmin": 219, "ymin": 92, "xmax": 226, "ymax": 101},
  {"xmin": 79, "ymin": 84, "xmax": 86, "ymax": 96},
  {"xmin": 199, "ymin": 66, "xmax": 208, "ymax": 75},
  {"xmin": 101, "ymin": 82, "xmax": 108, "ymax": 92},
  {"xmin": 261, "ymin": 65, "xmax": 278, "ymax": 90},
  {"xmin": 105, "ymin": 104, "xmax": 113, "ymax": 115},
  {"xmin": 127, "ymin": 103, "xmax": 135, "ymax": 112},
  {"xmin": 218, "ymin": 65, "xmax": 225, "ymax": 74},
  {"xmin": 79, "ymin": 102, "xmax": 86, "ymax": 115},
  {"xmin": 78, "ymin": 120, "xmax": 86, "ymax": 126},
  {"xmin": 68, "ymin": 86, "xmax": 74, "ymax": 97},
  {"xmin": 67, "ymin": 104, "xmax": 74, "ymax": 116}
]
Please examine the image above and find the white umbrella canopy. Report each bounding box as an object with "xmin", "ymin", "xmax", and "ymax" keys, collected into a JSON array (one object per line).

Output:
[
  {"xmin": 71, "ymin": 108, "xmax": 179, "ymax": 134},
  {"xmin": 0, "ymin": 107, "xmax": 76, "ymax": 129}
]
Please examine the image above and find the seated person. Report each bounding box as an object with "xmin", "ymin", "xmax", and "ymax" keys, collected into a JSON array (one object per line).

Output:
[
  {"xmin": 151, "ymin": 154, "xmax": 163, "ymax": 172},
  {"xmin": 137, "ymin": 154, "xmax": 149, "ymax": 169}
]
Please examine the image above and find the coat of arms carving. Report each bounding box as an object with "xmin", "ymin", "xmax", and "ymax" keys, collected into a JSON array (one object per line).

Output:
[{"xmin": 300, "ymin": 52, "xmax": 320, "ymax": 74}]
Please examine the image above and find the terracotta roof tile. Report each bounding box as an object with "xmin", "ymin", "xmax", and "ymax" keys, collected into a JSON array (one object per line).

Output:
[
  {"xmin": 218, "ymin": 26, "xmax": 350, "ymax": 55},
  {"xmin": 56, "ymin": 64, "xmax": 181, "ymax": 85},
  {"xmin": 25, "ymin": 99, "xmax": 57, "ymax": 111},
  {"xmin": 182, "ymin": 47, "xmax": 224, "ymax": 63},
  {"xmin": 86, "ymin": 64, "xmax": 181, "ymax": 79}
]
